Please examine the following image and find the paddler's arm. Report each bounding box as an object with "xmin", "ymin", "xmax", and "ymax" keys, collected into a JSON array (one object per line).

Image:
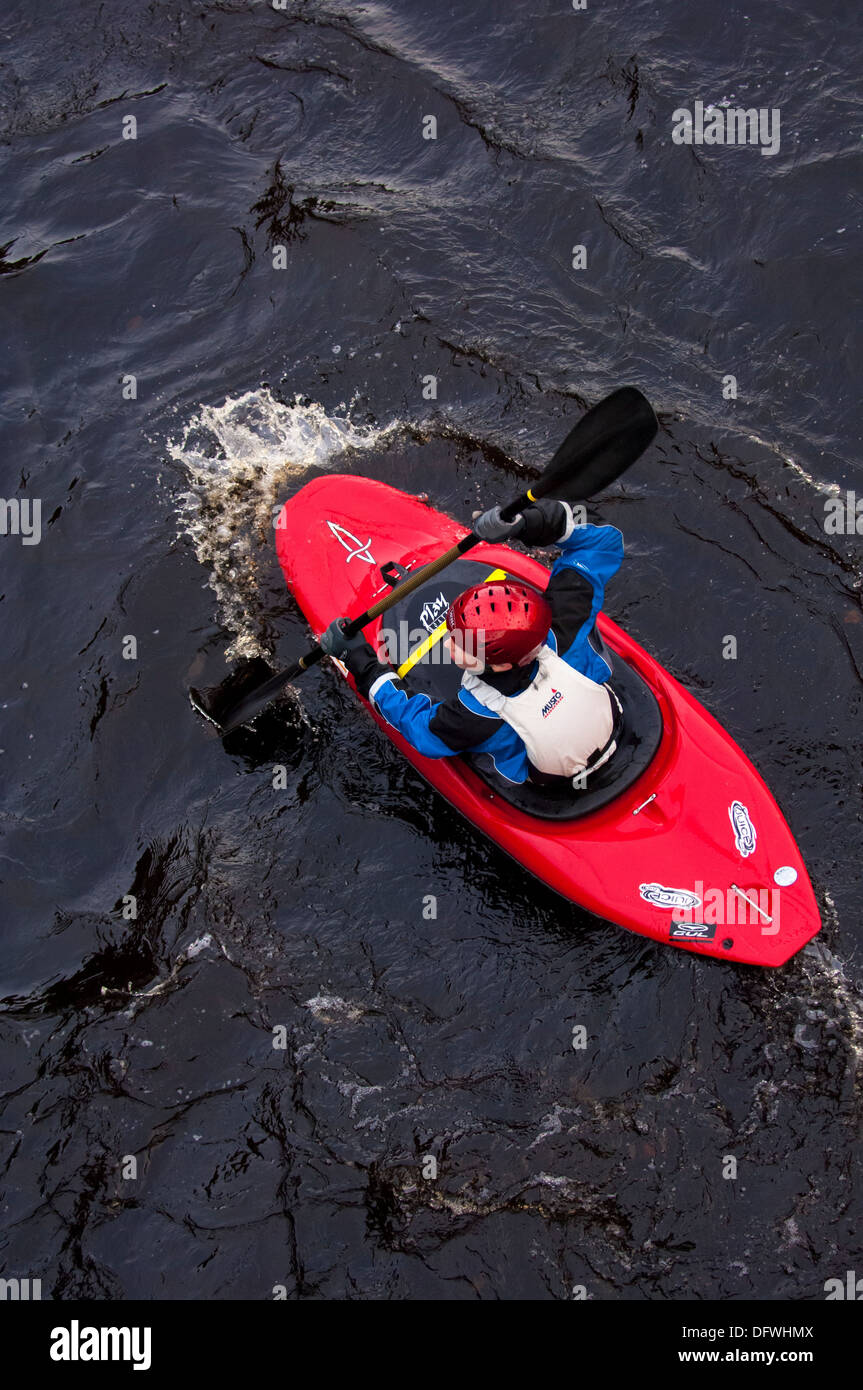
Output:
[
  {"xmin": 333, "ymin": 640, "xmax": 503, "ymax": 757},
  {"xmin": 517, "ymin": 496, "xmax": 623, "ymax": 588},
  {"xmin": 544, "ymin": 511, "xmax": 624, "ymax": 674},
  {"xmin": 349, "ymin": 656, "xmax": 503, "ymax": 755},
  {"xmin": 501, "ymin": 497, "xmax": 623, "ymax": 664}
]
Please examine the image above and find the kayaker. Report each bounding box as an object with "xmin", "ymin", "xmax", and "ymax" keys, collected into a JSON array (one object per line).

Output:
[{"xmin": 320, "ymin": 500, "xmax": 624, "ymax": 788}]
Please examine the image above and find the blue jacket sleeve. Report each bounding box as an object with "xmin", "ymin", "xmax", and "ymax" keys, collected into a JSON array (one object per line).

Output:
[
  {"xmin": 366, "ymin": 674, "xmax": 462, "ymax": 758},
  {"xmin": 553, "ymin": 519, "xmax": 624, "ymax": 592},
  {"xmin": 341, "ymin": 641, "xmax": 499, "ymax": 757},
  {"xmin": 545, "ymin": 518, "xmax": 624, "ymax": 679}
]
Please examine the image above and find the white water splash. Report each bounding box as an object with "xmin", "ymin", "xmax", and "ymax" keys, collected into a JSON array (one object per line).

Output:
[
  {"xmin": 168, "ymin": 390, "xmax": 399, "ymax": 659},
  {"xmin": 304, "ymin": 993, "xmax": 365, "ymax": 1022}
]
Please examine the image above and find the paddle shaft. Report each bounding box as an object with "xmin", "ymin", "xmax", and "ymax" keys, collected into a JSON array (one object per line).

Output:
[
  {"xmin": 217, "ymin": 488, "xmax": 535, "ymax": 727},
  {"xmin": 304, "ymin": 479, "xmax": 541, "ymax": 654}
]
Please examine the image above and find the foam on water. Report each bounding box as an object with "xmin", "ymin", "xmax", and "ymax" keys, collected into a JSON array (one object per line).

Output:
[
  {"xmin": 799, "ymin": 891, "xmax": 863, "ymax": 1079},
  {"xmin": 168, "ymin": 389, "xmax": 399, "ymax": 659},
  {"xmin": 744, "ymin": 431, "xmax": 842, "ymax": 497}
]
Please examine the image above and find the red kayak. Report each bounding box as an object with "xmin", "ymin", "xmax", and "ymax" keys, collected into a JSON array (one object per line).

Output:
[{"xmin": 275, "ymin": 474, "xmax": 821, "ymax": 967}]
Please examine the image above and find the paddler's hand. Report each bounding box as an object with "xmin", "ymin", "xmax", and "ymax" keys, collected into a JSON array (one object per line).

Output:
[
  {"xmin": 320, "ymin": 617, "xmax": 368, "ymax": 659},
  {"xmin": 320, "ymin": 618, "xmax": 389, "ymax": 696},
  {"xmin": 516, "ymin": 499, "xmax": 572, "ymax": 545},
  {"xmin": 471, "ymin": 505, "xmax": 525, "ymax": 541}
]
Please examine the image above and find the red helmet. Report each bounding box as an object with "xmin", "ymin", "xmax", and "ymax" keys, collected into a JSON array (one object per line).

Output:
[{"xmin": 445, "ymin": 580, "xmax": 552, "ymax": 666}]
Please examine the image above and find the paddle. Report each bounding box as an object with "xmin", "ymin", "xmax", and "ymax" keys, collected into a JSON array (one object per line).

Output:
[{"xmin": 192, "ymin": 386, "xmax": 657, "ymax": 734}]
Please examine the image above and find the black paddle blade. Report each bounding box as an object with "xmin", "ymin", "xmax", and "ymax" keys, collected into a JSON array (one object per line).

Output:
[
  {"xmin": 538, "ymin": 386, "xmax": 657, "ymax": 503},
  {"xmin": 217, "ymin": 666, "xmax": 300, "ymax": 734},
  {"xmin": 190, "ymin": 657, "xmax": 278, "ymax": 729},
  {"xmin": 217, "ymin": 645, "xmax": 328, "ymax": 735}
]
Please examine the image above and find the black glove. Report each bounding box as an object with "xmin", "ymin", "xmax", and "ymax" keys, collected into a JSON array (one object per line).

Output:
[
  {"xmin": 471, "ymin": 505, "xmax": 525, "ymax": 541},
  {"xmin": 320, "ymin": 618, "xmax": 367, "ymax": 658},
  {"xmin": 320, "ymin": 618, "xmax": 390, "ymax": 698},
  {"xmin": 517, "ymin": 498, "xmax": 571, "ymax": 546}
]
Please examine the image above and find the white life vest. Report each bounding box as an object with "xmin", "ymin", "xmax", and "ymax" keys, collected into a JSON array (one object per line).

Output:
[{"xmin": 462, "ymin": 644, "xmax": 617, "ymax": 779}]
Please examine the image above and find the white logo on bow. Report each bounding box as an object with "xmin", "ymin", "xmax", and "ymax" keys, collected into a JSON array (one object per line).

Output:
[
  {"xmin": 327, "ymin": 521, "xmax": 376, "ymax": 565},
  {"xmin": 729, "ymin": 801, "xmax": 757, "ymax": 857},
  {"xmin": 639, "ymin": 883, "xmax": 703, "ymax": 911}
]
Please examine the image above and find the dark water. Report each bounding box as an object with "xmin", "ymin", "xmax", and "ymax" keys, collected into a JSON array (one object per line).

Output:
[{"xmin": 1, "ymin": 0, "xmax": 861, "ymax": 1300}]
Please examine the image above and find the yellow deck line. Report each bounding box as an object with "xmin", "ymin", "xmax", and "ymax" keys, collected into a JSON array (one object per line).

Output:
[{"xmin": 396, "ymin": 568, "xmax": 506, "ymax": 677}]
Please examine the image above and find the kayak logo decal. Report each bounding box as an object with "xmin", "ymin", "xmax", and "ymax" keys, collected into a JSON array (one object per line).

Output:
[
  {"xmin": 326, "ymin": 521, "xmax": 376, "ymax": 565},
  {"xmin": 419, "ymin": 591, "xmax": 449, "ymax": 632},
  {"xmin": 639, "ymin": 883, "xmax": 702, "ymax": 911},
  {"xmin": 669, "ymin": 920, "xmax": 717, "ymax": 941},
  {"xmin": 541, "ymin": 689, "xmax": 563, "ymax": 718},
  {"xmin": 729, "ymin": 800, "xmax": 757, "ymax": 857}
]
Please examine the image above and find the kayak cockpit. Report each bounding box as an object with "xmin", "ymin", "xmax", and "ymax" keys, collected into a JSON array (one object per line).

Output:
[{"xmin": 463, "ymin": 649, "xmax": 663, "ymax": 820}]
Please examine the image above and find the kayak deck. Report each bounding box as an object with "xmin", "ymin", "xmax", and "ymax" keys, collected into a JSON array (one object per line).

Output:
[{"xmin": 275, "ymin": 475, "xmax": 821, "ymax": 967}]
